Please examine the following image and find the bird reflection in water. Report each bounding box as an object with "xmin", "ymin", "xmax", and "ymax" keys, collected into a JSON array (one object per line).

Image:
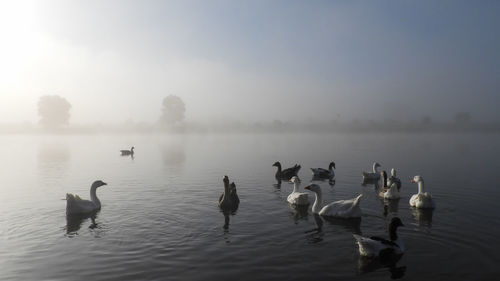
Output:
[
  {"xmin": 304, "ymin": 214, "xmax": 324, "ymax": 244},
  {"xmin": 362, "ymin": 177, "xmax": 380, "ymax": 188},
  {"xmin": 311, "ymin": 175, "xmax": 336, "ymax": 187},
  {"xmin": 411, "ymin": 207, "xmax": 433, "ymax": 227},
  {"xmin": 381, "ymin": 198, "xmax": 400, "ymax": 217},
  {"xmin": 288, "ymin": 204, "xmax": 309, "ymax": 223},
  {"xmin": 322, "ymin": 216, "xmax": 362, "ymax": 234},
  {"xmin": 358, "ymin": 254, "xmax": 407, "ymax": 279},
  {"xmin": 65, "ymin": 212, "xmax": 100, "ymax": 237}
]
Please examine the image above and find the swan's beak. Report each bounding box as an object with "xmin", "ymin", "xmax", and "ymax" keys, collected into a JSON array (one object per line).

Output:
[
  {"xmin": 304, "ymin": 184, "xmax": 311, "ymax": 190},
  {"xmin": 410, "ymin": 179, "xmax": 415, "ymax": 183},
  {"xmin": 103, "ymin": 182, "xmax": 107, "ymax": 186}
]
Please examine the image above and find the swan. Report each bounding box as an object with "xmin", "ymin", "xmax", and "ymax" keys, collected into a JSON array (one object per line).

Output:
[
  {"xmin": 353, "ymin": 217, "xmax": 405, "ymax": 258},
  {"xmin": 311, "ymin": 161, "xmax": 335, "ymax": 180},
  {"xmin": 120, "ymin": 146, "xmax": 134, "ymax": 156},
  {"xmin": 379, "ymin": 170, "xmax": 400, "ymax": 199},
  {"xmin": 362, "ymin": 162, "xmax": 381, "ymax": 180},
  {"xmin": 304, "ymin": 184, "xmax": 363, "ymax": 218},
  {"xmin": 218, "ymin": 175, "xmax": 239, "ymax": 210},
  {"xmin": 287, "ymin": 176, "xmax": 309, "ymax": 206},
  {"xmin": 273, "ymin": 161, "xmax": 301, "ymax": 181},
  {"xmin": 409, "ymin": 175, "xmax": 435, "ymax": 209},
  {"xmin": 387, "ymin": 168, "xmax": 402, "ymax": 191},
  {"xmin": 66, "ymin": 180, "xmax": 107, "ymax": 215}
]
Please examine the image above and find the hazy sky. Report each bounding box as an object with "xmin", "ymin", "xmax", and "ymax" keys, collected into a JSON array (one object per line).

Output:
[{"xmin": 0, "ymin": 0, "xmax": 499, "ymax": 124}]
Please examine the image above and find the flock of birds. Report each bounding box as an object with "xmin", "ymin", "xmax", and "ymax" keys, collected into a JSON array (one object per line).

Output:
[{"xmin": 65, "ymin": 146, "xmax": 435, "ymax": 260}]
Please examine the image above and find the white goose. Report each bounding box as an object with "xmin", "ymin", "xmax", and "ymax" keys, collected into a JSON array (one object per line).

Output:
[
  {"xmin": 353, "ymin": 217, "xmax": 405, "ymax": 258},
  {"xmin": 66, "ymin": 180, "xmax": 107, "ymax": 215},
  {"xmin": 409, "ymin": 175, "xmax": 435, "ymax": 209},
  {"xmin": 379, "ymin": 170, "xmax": 400, "ymax": 200},
  {"xmin": 304, "ymin": 184, "xmax": 363, "ymax": 218},
  {"xmin": 362, "ymin": 162, "xmax": 381, "ymax": 180},
  {"xmin": 311, "ymin": 161, "xmax": 336, "ymax": 180},
  {"xmin": 287, "ymin": 176, "xmax": 309, "ymax": 206}
]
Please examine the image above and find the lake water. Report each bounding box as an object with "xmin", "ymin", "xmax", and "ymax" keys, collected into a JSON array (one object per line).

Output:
[{"xmin": 0, "ymin": 133, "xmax": 499, "ymax": 280}]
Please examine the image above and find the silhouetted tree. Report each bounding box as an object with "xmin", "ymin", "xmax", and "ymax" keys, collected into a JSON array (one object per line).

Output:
[
  {"xmin": 160, "ymin": 95, "xmax": 185, "ymax": 128},
  {"xmin": 38, "ymin": 95, "xmax": 71, "ymax": 129},
  {"xmin": 454, "ymin": 112, "xmax": 471, "ymax": 125}
]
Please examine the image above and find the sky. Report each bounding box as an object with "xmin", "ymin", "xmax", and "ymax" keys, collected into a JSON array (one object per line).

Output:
[{"xmin": 0, "ymin": 0, "xmax": 499, "ymax": 124}]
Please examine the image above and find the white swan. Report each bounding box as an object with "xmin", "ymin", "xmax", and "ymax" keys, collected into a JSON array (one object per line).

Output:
[
  {"xmin": 379, "ymin": 170, "xmax": 400, "ymax": 199},
  {"xmin": 409, "ymin": 175, "xmax": 435, "ymax": 209},
  {"xmin": 287, "ymin": 176, "xmax": 309, "ymax": 206},
  {"xmin": 387, "ymin": 168, "xmax": 402, "ymax": 191},
  {"xmin": 353, "ymin": 217, "xmax": 405, "ymax": 258},
  {"xmin": 311, "ymin": 161, "xmax": 335, "ymax": 180},
  {"xmin": 362, "ymin": 162, "xmax": 381, "ymax": 180},
  {"xmin": 304, "ymin": 184, "xmax": 363, "ymax": 218},
  {"xmin": 66, "ymin": 180, "xmax": 107, "ymax": 215}
]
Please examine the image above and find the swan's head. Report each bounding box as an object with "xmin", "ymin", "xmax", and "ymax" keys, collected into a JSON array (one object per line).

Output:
[
  {"xmin": 329, "ymin": 162, "xmax": 336, "ymax": 170},
  {"xmin": 304, "ymin": 183, "xmax": 321, "ymax": 193},
  {"xmin": 230, "ymin": 182, "xmax": 236, "ymax": 189},
  {"xmin": 389, "ymin": 217, "xmax": 404, "ymax": 228},
  {"xmin": 92, "ymin": 180, "xmax": 107, "ymax": 188},
  {"xmin": 131, "ymin": 146, "xmax": 135, "ymax": 151},
  {"xmin": 411, "ymin": 175, "xmax": 423, "ymax": 183},
  {"xmin": 290, "ymin": 176, "xmax": 301, "ymax": 183},
  {"xmin": 391, "ymin": 168, "xmax": 396, "ymax": 177},
  {"xmin": 223, "ymin": 175, "xmax": 230, "ymax": 185},
  {"xmin": 272, "ymin": 161, "xmax": 281, "ymax": 167},
  {"xmin": 374, "ymin": 162, "xmax": 381, "ymax": 168}
]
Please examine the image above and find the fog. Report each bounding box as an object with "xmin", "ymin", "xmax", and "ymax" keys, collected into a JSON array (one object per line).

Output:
[{"xmin": 1, "ymin": 0, "xmax": 499, "ymax": 129}]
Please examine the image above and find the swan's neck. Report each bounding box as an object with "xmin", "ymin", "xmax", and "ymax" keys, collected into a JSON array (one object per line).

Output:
[
  {"xmin": 292, "ymin": 182, "xmax": 299, "ymax": 193},
  {"xmin": 312, "ymin": 191, "xmax": 323, "ymax": 213},
  {"xmin": 372, "ymin": 164, "xmax": 379, "ymax": 173},
  {"xmin": 90, "ymin": 186, "xmax": 101, "ymax": 208},
  {"xmin": 417, "ymin": 181, "xmax": 425, "ymax": 194}
]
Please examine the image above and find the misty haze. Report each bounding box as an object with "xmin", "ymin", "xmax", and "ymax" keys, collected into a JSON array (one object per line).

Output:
[{"xmin": 1, "ymin": 1, "xmax": 499, "ymax": 281}]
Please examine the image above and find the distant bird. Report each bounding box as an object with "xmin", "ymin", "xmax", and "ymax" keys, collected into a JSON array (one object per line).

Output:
[
  {"xmin": 311, "ymin": 161, "xmax": 336, "ymax": 180},
  {"xmin": 66, "ymin": 180, "xmax": 107, "ymax": 215},
  {"xmin": 120, "ymin": 146, "xmax": 134, "ymax": 156},
  {"xmin": 304, "ymin": 183, "xmax": 363, "ymax": 218},
  {"xmin": 409, "ymin": 175, "xmax": 435, "ymax": 209},
  {"xmin": 363, "ymin": 162, "xmax": 381, "ymax": 180},
  {"xmin": 218, "ymin": 176, "xmax": 239, "ymax": 210},
  {"xmin": 287, "ymin": 176, "xmax": 309, "ymax": 206},
  {"xmin": 379, "ymin": 170, "xmax": 400, "ymax": 199},
  {"xmin": 353, "ymin": 217, "xmax": 405, "ymax": 258},
  {"xmin": 273, "ymin": 161, "xmax": 301, "ymax": 181},
  {"xmin": 387, "ymin": 169, "xmax": 402, "ymax": 191}
]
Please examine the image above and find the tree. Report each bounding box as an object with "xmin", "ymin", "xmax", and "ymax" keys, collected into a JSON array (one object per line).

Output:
[
  {"xmin": 160, "ymin": 95, "xmax": 185, "ymax": 128},
  {"xmin": 38, "ymin": 95, "xmax": 72, "ymax": 129}
]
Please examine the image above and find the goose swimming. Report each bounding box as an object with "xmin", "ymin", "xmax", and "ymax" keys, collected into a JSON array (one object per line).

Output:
[
  {"xmin": 363, "ymin": 162, "xmax": 381, "ymax": 180},
  {"xmin": 120, "ymin": 146, "xmax": 134, "ymax": 156},
  {"xmin": 387, "ymin": 169, "xmax": 402, "ymax": 191},
  {"xmin": 218, "ymin": 176, "xmax": 239, "ymax": 210},
  {"xmin": 287, "ymin": 176, "xmax": 309, "ymax": 206},
  {"xmin": 379, "ymin": 170, "xmax": 400, "ymax": 199},
  {"xmin": 273, "ymin": 161, "xmax": 301, "ymax": 181},
  {"xmin": 66, "ymin": 180, "xmax": 107, "ymax": 215},
  {"xmin": 304, "ymin": 184, "xmax": 363, "ymax": 218},
  {"xmin": 409, "ymin": 175, "xmax": 435, "ymax": 209},
  {"xmin": 311, "ymin": 161, "xmax": 336, "ymax": 180},
  {"xmin": 353, "ymin": 217, "xmax": 405, "ymax": 258}
]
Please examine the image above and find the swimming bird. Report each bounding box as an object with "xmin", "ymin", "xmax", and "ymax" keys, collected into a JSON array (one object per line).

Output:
[
  {"xmin": 353, "ymin": 217, "xmax": 405, "ymax": 258},
  {"xmin": 409, "ymin": 175, "xmax": 435, "ymax": 209},
  {"xmin": 287, "ymin": 176, "xmax": 309, "ymax": 206},
  {"xmin": 120, "ymin": 146, "xmax": 134, "ymax": 156},
  {"xmin": 273, "ymin": 161, "xmax": 301, "ymax": 181},
  {"xmin": 218, "ymin": 176, "xmax": 239, "ymax": 210},
  {"xmin": 363, "ymin": 162, "xmax": 381, "ymax": 180},
  {"xmin": 387, "ymin": 169, "xmax": 402, "ymax": 191},
  {"xmin": 311, "ymin": 161, "xmax": 336, "ymax": 180},
  {"xmin": 379, "ymin": 170, "xmax": 400, "ymax": 199},
  {"xmin": 304, "ymin": 184, "xmax": 363, "ymax": 218},
  {"xmin": 66, "ymin": 180, "xmax": 107, "ymax": 215}
]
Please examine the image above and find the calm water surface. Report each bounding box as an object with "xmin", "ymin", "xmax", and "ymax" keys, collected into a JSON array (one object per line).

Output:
[{"xmin": 0, "ymin": 133, "xmax": 499, "ymax": 280}]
